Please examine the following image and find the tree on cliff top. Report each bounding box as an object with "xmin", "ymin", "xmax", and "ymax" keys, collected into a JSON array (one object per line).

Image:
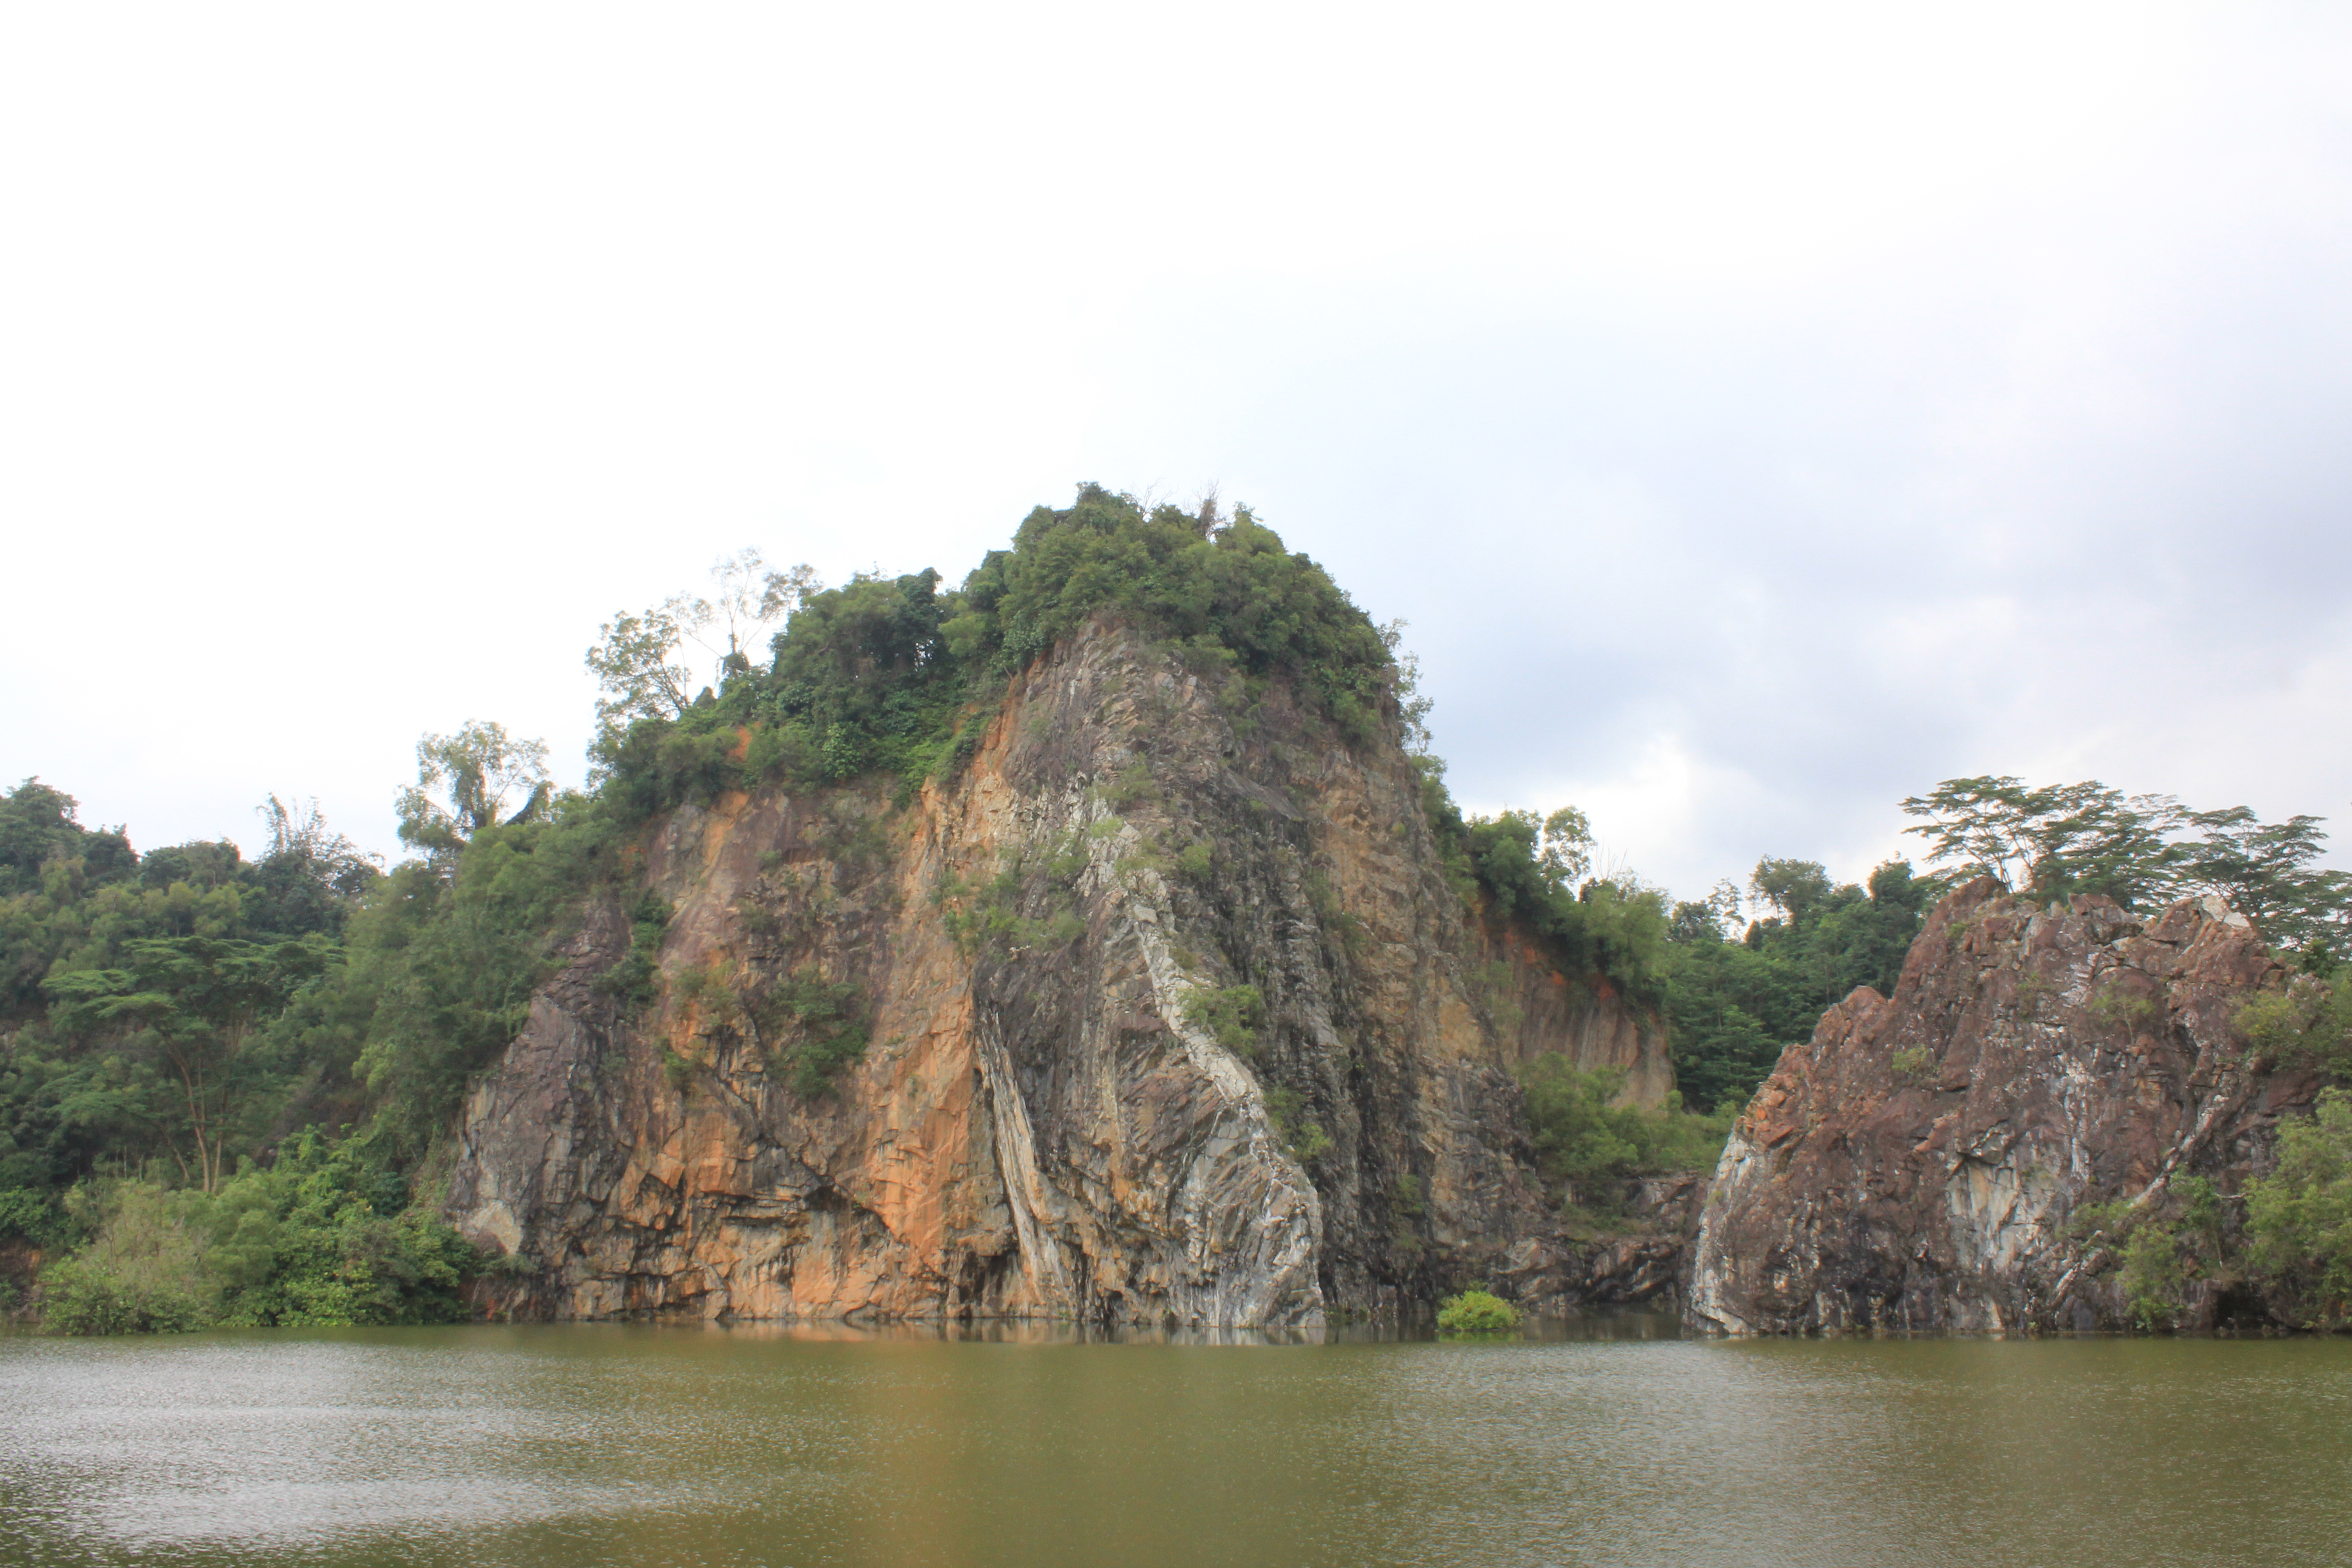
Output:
[
  {"xmin": 395, "ymin": 722, "xmax": 553, "ymax": 857},
  {"xmin": 586, "ymin": 551, "xmax": 823, "ymax": 751},
  {"xmin": 1901, "ymin": 774, "xmax": 2351, "ymax": 965},
  {"xmin": 588, "ymin": 484, "xmax": 1403, "ymax": 816}
]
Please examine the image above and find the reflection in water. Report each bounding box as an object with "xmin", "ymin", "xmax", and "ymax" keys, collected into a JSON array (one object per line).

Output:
[
  {"xmin": 664, "ymin": 1307, "xmax": 1686, "ymax": 1347},
  {"xmin": 4, "ymin": 1321, "xmax": 2350, "ymax": 1567}
]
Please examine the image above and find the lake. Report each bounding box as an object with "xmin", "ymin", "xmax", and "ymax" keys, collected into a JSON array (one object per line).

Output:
[{"xmin": 4, "ymin": 1318, "xmax": 2349, "ymax": 1567}]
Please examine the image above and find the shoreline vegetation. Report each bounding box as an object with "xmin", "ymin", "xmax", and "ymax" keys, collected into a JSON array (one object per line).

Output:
[{"xmin": 5, "ymin": 488, "xmax": 2349, "ymax": 1335}]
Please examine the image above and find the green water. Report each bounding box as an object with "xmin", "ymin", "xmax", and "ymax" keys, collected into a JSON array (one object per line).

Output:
[{"xmin": 4, "ymin": 1318, "xmax": 2350, "ymax": 1567}]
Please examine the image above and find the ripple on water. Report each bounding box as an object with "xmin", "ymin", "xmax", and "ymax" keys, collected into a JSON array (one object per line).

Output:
[{"xmin": 4, "ymin": 1326, "xmax": 2352, "ymax": 1568}]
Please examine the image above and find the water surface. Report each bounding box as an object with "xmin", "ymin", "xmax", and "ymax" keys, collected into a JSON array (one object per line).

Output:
[{"xmin": 4, "ymin": 1318, "xmax": 2348, "ymax": 1567}]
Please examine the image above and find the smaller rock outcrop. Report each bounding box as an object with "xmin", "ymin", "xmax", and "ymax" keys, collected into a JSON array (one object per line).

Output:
[{"xmin": 1687, "ymin": 879, "xmax": 2320, "ymax": 1334}]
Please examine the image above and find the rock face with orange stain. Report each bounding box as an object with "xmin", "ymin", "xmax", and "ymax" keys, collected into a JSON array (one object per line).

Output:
[
  {"xmin": 448, "ymin": 618, "xmax": 1673, "ymax": 1327},
  {"xmin": 1686, "ymin": 878, "xmax": 2321, "ymax": 1334}
]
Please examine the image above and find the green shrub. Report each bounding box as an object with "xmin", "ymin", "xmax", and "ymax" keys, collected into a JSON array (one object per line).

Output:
[
  {"xmin": 2086, "ymin": 981, "xmax": 2161, "ymax": 1032},
  {"xmin": 2117, "ymin": 1222, "xmax": 2188, "ymax": 1330},
  {"xmin": 1183, "ymin": 985, "xmax": 1265, "ymax": 1058},
  {"xmin": 2247, "ymin": 1088, "xmax": 2352, "ymax": 1326},
  {"xmin": 1262, "ymin": 1085, "xmax": 1332, "ymax": 1163},
  {"xmin": 936, "ymin": 859, "xmax": 1084, "ymax": 958},
  {"xmin": 757, "ymin": 971, "xmax": 870, "ymax": 1098},
  {"xmin": 0, "ymin": 1186, "xmax": 78, "ymax": 1252},
  {"xmin": 37, "ymin": 1134, "xmax": 476, "ymax": 1333},
  {"xmin": 1436, "ymin": 1288, "xmax": 1519, "ymax": 1336},
  {"xmin": 1890, "ymin": 1045, "xmax": 1935, "ymax": 1084},
  {"xmin": 38, "ymin": 1183, "xmax": 211, "ymax": 1334},
  {"xmin": 1519, "ymin": 1056, "xmax": 1731, "ymax": 1198},
  {"xmin": 2235, "ymin": 980, "xmax": 2351, "ymax": 1074}
]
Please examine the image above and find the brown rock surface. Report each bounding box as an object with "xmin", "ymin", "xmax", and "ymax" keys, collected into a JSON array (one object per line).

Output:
[
  {"xmin": 448, "ymin": 617, "xmax": 1671, "ymax": 1327},
  {"xmin": 1686, "ymin": 878, "xmax": 2320, "ymax": 1334}
]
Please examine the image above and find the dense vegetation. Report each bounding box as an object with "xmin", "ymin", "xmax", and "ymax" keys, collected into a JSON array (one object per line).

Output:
[
  {"xmin": 586, "ymin": 483, "xmax": 1668, "ymax": 1004},
  {"xmin": 1656, "ymin": 858, "xmax": 1935, "ymax": 1113},
  {"xmin": 587, "ymin": 485, "xmax": 1398, "ymax": 812},
  {"xmin": 1652, "ymin": 779, "xmax": 2352, "ymax": 1116},
  {"xmin": 8, "ymin": 487, "xmax": 2352, "ymax": 1333},
  {"xmin": 0, "ymin": 777, "xmax": 522, "ymax": 1325}
]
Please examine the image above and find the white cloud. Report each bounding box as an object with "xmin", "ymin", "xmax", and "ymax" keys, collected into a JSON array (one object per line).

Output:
[{"xmin": 2, "ymin": 2, "xmax": 2346, "ymax": 897}]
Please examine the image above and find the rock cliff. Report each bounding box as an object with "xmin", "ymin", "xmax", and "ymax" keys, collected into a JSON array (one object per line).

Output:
[
  {"xmin": 1686, "ymin": 878, "xmax": 2320, "ymax": 1333},
  {"xmin": 448, "ymin": 618, "xmax": 1670, "ymax": 1327}
]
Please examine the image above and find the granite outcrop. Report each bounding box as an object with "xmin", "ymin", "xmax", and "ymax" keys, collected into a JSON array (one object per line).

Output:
[
  {"xmin": 448, "ymin": 617, "xmax": 1673, "ymax": 1328},
  {"xmin": 1687, "ymin": 878, "xmax": 2320, "ymax": 1333}
]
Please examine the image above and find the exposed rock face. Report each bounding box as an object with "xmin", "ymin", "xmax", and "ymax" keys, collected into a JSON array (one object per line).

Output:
[
  {"xmin": 449, "ymin": 618, "xmax": 1669, "ymax": 1327},
  {"xmin": 1687, "ymin": 879, "xmax": 2320, "ymax": 1334}
]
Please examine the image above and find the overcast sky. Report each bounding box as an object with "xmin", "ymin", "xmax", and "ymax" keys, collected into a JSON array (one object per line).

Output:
[{"xmin": 5, "ymin": 2, "xmax": 2348, "ymax": 901}]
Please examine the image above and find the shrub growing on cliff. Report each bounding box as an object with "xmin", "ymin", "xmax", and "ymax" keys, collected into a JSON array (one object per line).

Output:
[
  {"xmin": 1413, "ymin": 781, "xmax": 1669, "ymax": 1008},
  {"xmin": 2246, "ymin": 1089, "xmax": 2352, "ymax": 1327},
  {"xmin": 2234, "ymin": 980, "xmax": 2352, "ymax": 1076},
  {"xmin": 1436, "ymin": 1288, "xmax": 1519, "ymax": 1336},
  {"xmin": 1183, "ymin": 985, "xmax": 1265, "ymax": 1057},
  {"xmin": 756, "ymin": 971, "xmax": 871, "ymax": 1097},
  {"xmin": 1518, "ymin": 1057, "xmax": 1730, "ymax": 1201},
  {"xmin": 1262, "ymin": 1085, "xmax": 1332, "ymax": 1164}
]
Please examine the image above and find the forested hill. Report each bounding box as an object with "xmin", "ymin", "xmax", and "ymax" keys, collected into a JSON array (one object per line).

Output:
[{"xmin": 5, "ymin": 485, "xmax": 2350, "ymax": 1331}]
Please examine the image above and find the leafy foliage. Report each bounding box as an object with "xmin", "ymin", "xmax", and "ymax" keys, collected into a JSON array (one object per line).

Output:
[
  {"xmin": 44, "ymin": 933, "xmax": 335, "ymax": 1191},
  {"xmin": 37, "ymin": 1133, "xmax": 475, "ymax": 1334},
  {"xmin": 1661, "ymin": 858, "xmax": 1934, "ymax": 1113},
  {"xmin": 1413, "ymin": 775, "xmax": 1669, "ymax": 1006},
  {"xmin": 1435, "ymin": 1287, "xmax": 1519, "ymax": 1336},
  {"xmin": 352, "ymin": 798, "xmax": 623, "ymax": 1159},
  {"xmin": 1901, "ymin": 776, "xmax": 2352, "ymax": 966},
  {"xmin": 590, "ymin": 486, "xmax": 1401, "ymax": 820},
  {"xmin": 587, "ymin": 551, "xmax": 821, "ymax": 747},
  {"xmin": 1262, "ymin": 1085, "xmax": 1332, "ymax": 1164},
  {"xmin": 2234, "ymin": 980, "xmax": 2352, "ymax": 1075},
  {"xmin": 1519, "ymin": 1057, "xmax": 1731, "ymax": 1196},
  {"xmin": 395, "ymin": 721, "xmax": 552, "ymax": 857},
  {"xmin": 755, "ymin": 971, "xmax": 870, "ymax": 1098},
  {"xmin": 0, "ymin": 779, "xmax": 384, "ymax": 1194},
  {"xmin": 1183, "ymin": 985, "xmax": 1266, "ymax": 1058},
  {"xmin": 2247, "ymin": 1089, "xmax": 2352, "ymax": 1327}
]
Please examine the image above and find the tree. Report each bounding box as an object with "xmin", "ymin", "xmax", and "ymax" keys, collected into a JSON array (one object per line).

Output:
[
  {"xmin": 585, "ymin": 551, "xmax": 823, "ymax": 748},
  {"xmin": 0, "ymin": 777, "xmax": 134, "ymax": 897},
  {"xmin": 247, "ymin": 796, "xmax": 382, "ymax": 937},
  {"xmin": 1665, "ymin": 860, "xmax": 1931, "ymax": 1113},
  {"xmin": 1539, "ymin": 807, "xmax": 1594, "ymax": 887},
  {"xmin": 2176, "ymin": 808, "xmax": 2352, "ymax": 963},
  {"xmin": 1901, "ymin": 776, "xmax": 2183, "ymax": 909},
  {"xmin": 1901, "ymin": 775, "xmax": 2351, "ymax": 960},
  {"xmin": 44, "ymin": 936, "xmax": 329, "ymax": 1191},
  {"xmin": 394, "ymin": 722, "xmax": 551, "ymax": 856},
  {"xmin": 1377, "ymin": 618, "xmax": 1434, "ymax": 756},
  {"xmin": 2246, "ymin": 1089, "xmax": 2352, "ymax": 1326},
  {"xmin": 584, "ymin": 605, "xmax": 698, "ymax": 738},
  {"xmin": 1750, "ymin": 858, "xmax": 1834, "ymax": 927}
]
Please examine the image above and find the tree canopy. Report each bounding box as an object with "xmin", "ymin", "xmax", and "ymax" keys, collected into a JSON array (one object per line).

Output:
[{"xmin": 1902, "ymin": 774, "xmax": 2352, "ymax": 966}]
